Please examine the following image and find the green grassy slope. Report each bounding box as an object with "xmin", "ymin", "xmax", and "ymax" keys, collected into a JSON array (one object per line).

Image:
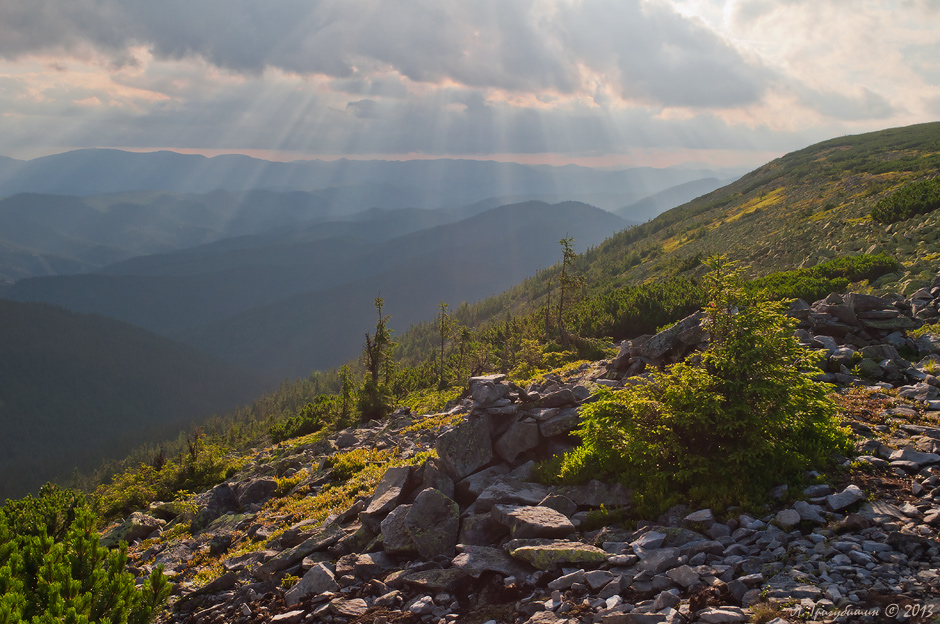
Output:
[{"xmin": 448, "ymin": 121, "xmax": 940, "ymax": 328}]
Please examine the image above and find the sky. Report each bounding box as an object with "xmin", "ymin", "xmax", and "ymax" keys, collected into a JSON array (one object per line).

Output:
[{"xmin": 0, "ymin": 0, "xmax": 938, "ymax": 169}]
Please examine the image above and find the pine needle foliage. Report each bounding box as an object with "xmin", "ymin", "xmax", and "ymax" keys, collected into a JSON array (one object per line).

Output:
[
  {"xmin": 0, "ymin": 485, "xmax": 170, "ymax": 624},
  {"xmin": 560, "ymin": 256, "xmax": 852, "ymax": 510}
]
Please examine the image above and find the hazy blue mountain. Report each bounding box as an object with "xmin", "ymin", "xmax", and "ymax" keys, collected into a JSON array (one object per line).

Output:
[
  {"xmin": 0, "ymin": 298, "xmax": 270, "ymax": 500},
  {"xmin": 0, "ymin": 149, "xmax": 739, "ymax": 209},
  {"xmin": 178, "ymin": 201, "xmax": 626, "ymax": 378},
  {"xmin": 9, "ymin": 201, "xmax": 625, "ymax": 378},
  {"xmin": 0, "ymin": 190, "xmax": 334, "ymax": 281},
  {"xmin": 615, "ymin": 177, "xmax": 732, "ymax": 222}
]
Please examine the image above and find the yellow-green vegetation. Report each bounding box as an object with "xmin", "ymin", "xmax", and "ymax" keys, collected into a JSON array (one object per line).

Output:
[
  {"xmin": 750, "ymin": 601, "xmax": 783, "ymax": 624},
  {"xmin": 326, "ymin": 448, "xmax": 396, "ymax": 481},
  {"xmin": 281, "ymin": 573, "xmax": 300, "ymax": 589},
  {"xmin": 398, "ymin": 386, "xmax": 463, "ymax": 416},
  {"xmin": 93, "ymin": 437, "xmax": 245, "ymax": 520},
  {"xmin": 557, "ymin": 258, "xmax": 853, "ymax": 512},
  {"xmin": 274, "ymin": 469, "xmax": 309, "ymax": 496},
  {"xmin": 402, "ymin": 411, "xmax": 464, "ymax": 434}
]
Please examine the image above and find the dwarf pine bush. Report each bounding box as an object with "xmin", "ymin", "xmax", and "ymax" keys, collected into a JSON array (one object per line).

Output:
[
  {"xmin": 0, "ymin": 484, "xmax": 170, "ymax": 624},
  {"xmin": 560, "ymin": 256, "xmax": 852, "ymax": 509}
]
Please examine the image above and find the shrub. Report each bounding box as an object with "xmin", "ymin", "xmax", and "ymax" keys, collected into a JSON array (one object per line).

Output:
[
  {"xmin": 871, "ymin": 177, "xmax": 940, "ymax": 223},
  {"xmin": 747, "ymin": 253, "xmax": 898, "ymax": 302},
  {"xmin": 560, "ymin": 257, "xmax": 852, "ymax": 509},
  {"xmin": 0, "ymin": 484, "xmax": 170, "ymax": 623},
  {"xmin": 269, "ymin": 396, "xmax": 337, "ymax": 443}
]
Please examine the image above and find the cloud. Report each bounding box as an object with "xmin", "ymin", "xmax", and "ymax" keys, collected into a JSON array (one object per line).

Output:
[
  {"xmin": 0, "ymin": 0, "xmax": 936, "ymax": 163},
  {"xmin": 0, "ymin": 0, "xmax": 767, "ymax": 109}
]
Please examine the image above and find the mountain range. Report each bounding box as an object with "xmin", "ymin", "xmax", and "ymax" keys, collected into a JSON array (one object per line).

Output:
[
  {"xmin": 4, "ymin": 122, "xmax": 940, "ymax": 500},
  {"xmin": 7, "ymin": 200, "xmax": 627, "ymax": 378}
]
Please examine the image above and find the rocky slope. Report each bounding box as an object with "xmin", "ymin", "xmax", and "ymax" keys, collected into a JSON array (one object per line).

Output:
[{"xmin": 106, "ymin": 279, "xmax": 940, "ymax": 624}]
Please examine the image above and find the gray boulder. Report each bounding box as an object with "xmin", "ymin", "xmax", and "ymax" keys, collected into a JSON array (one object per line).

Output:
[
  {"xmin": 435, "ymin": 414, "xmax": 494, "ymax": 480},
  {"xmin": 361, "ymin": 465, "xmax": 412, "ymax": 529},
  {"xmin": 494, "ymin": 420, "xmax": 540, "ymax": 463},
  {"xmin": 490, "ymin": 504, "xmax": 575, "ymax": 539},
  {"xmin": 538, "ymin": 408, "xmax": 581, "ymax": 437},
  {"xmin": 284, "ymin": 562, "xmax": 339, "ymax": 606},
  {"xmin": 826, "ymin": 484, "xmax": 866, "ymax": 511},
  {"xmin": 101, "ymin": 512, "xmax": 165, "ymax": 547},
  {"xmin": 452, "ymin": 545, "xmax": 523, "ymax": 578},
  {"xmin": 405, "ymin": 488, "xmax": 460, "ymax": 559}
]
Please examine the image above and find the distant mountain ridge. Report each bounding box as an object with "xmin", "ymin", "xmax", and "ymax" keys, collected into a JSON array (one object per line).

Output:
[
  {"xmin": 0, "ymin": 148, "xmax": 743, "ymax": 210},
  {"xmin": 0, "ymin": 299, "xmax": 270, "ymax": 500},
  {"xmin": 8, "ymin": 201, "xmax": 626, "ymax": 378}
]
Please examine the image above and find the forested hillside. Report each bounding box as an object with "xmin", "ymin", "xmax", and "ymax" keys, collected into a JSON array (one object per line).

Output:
[
  {"xmin": 0, "ymin": 300, "xmax": 270, "ymax": 500},
  {"xmin": 10, "ymin": 201, "xmax": 627, "ymax": 378}
]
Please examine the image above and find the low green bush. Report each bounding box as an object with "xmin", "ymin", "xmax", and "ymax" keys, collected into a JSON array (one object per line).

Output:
[
  {"xmin": 871, "ymin": 177, "xmax": 940, "ymax": 223},
  {"xmin": 0, "ymin": 484, "xmax": 170, "ymax": 623},
  {"xmin": 747, "ymin": 253, "xmax": 898, "ymax": 301},
  {"xmin": 559, "ymin": 257, "xmax": 852, "ymax": 511}
]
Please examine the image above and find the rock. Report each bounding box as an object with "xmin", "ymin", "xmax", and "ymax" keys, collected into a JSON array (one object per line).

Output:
[
  {"xmin": 539, "ymin": 493, "xmax": 578, "ymax": 517},
  {"xmin": 775, "ymin": 508, "xmax": 801, "ymax": 530},
  {"xmin": 407, "ymin": 595, "xmax": 435, "ymax": 615},
  {"xmin": 414, "ymin": 458, "xmax": 455, "ymax": 501},
  {"xmin": 458, "ymin": 513, "xmax": 509, "ymax": 546},
  {"xmin": 455, "ymin": 465, "xmax": 510, "ymax": 504},
  {"xmin": 548, "ymin": 569, "xmax": 585, "ymax": 590},
  {"xmin": 491, "ymin": 505, "xmax": 576, "ymax": 539},
  {"xmin": 255, "ymin": 522, "xmax": 346, "ymax": 577},
  {"xmin": 474, "ymin": 480, "xmax": 552, "ymax": 512},
  {"xmin": 826, "ymin": 484, "xmax": 866, "ymax": 511},
  {"xmin": 858, "ymin": 500, "xmax": 908, "ymax": 524},
  {"xmin": 452, "ymin": 545, "xmax": 522, "ymax": 578},
  {"xmin": 435, "ymin": 414, "xmax": 494, "ymax": 480},
  {"xmin": 361, "ymin": 465, "xmax": 413, "ymax": 527},
  {"xmin": 915, "ymin": 333, "xmax": 940, "ymax": 355},
  {"xmin": 284, "ymin": 562, "xmax": 339, "ymax": 606},
  {"xmin": 405, "ymin": 488, "xmax": 460, "ymax": 559},
  {"xmin": 402, "ymin": 568, "xmax": 468, "ymax": 591},
  {"xmin": 494, "ymin": 421, "xmax": 540, "ymax": 463},
  {"xmin": 855, "ymin": 358, "xmax": 883, "ymax": 380},
  {"xmin": 557, "ymin": 480, "xmax": 632, "ymax": 508},
  {"xmin": 888, "ymin": 447, "xmax": 940, "ymax": 467},
  {"xmin": 329, "ymin": 598, "xmax": 368, "ymax": 617},
  {"xmin": 538, "ymin": 407, "xmax": 581, "ymax": 437},
  {"xmin": 898, "ymin": 383, "xmax": 940, "ymax": 401},
  {"xmin": 682, "ymin": 508, "xmax": 715, "ymax": 529},
  {"xmin": 793, "ymin": 500, "xmax": 825, "ymax": 524},
  {"xmin": 665, "ymin": 564, "xmax": 699, "ymax": 588},
  {"xmin": 634, "ymin": 311, "xmax": 704, "ymax": 361},
  {"xmin": 101, "ymin": 512, "xmax": 165, "ymax": 547},
  {"xmin": 535, "ymin": 389, "xmax": 578, "ymax": 408},
  {"xmin": 697, "ymin": 607, "xmax": 749, "ymax": 623},
  {"xmin": 506, "ymin": 539, "xmax": 608, "ymax": 570},
  {"xmin": 237, "ymin": 478, "xmax": 278, "ymax": 507},
  {"xmin": 630, "ymin": 530, "xmax": 666, "ymax": 552},
  {"xmin": 335, "ymin": 552, "xmax": 394, "ymax": 580},
  {"xmin": 381, "ymin": 505, "xmax": 416, "ymax": 555},
  {"xmin": 844, "ymin": 293, "xmax": 892, "ymax": 311},
  {"xmin": 471, "ymin": 377, "xmax": 511, "ymax": 406},
  {"xmin": 636, "ymin": 547, "xmax": 680, "ymax": 574}
]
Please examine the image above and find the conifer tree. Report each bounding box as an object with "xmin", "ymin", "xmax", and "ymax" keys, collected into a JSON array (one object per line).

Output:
[
  {"xmin": 360, "ymin": 297, "xmax": 395, "ymax": 421},
  {"xmin": 437, "ymin": 301, "xmax": 450, "ymax": 389}
]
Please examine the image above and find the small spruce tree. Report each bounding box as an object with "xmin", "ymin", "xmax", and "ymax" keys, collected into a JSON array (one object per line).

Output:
[{"xmin": 561, "ymin": 256, "xmax": 852, "ymax": 509}]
